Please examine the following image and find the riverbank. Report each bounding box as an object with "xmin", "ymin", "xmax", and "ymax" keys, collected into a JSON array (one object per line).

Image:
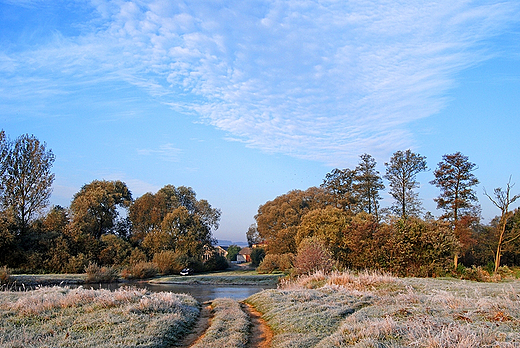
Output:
[
  {"xmin": 4, "ymin": 267, "xmax": 284, "ymax": 288},
  {"xmin": 150, "ymin": 270, "xmax": 284, "ymax": 286}
]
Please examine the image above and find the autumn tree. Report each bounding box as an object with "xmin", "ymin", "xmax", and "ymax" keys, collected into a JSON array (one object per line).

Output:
[
  {"xmin": 296, "ymin": 206, "xmax": 350, "ymax": 263},
  {"xmin": 129, "ymin": 185, "xmax": 220, "ymax": 245},
  {"xmin": 430, "ymin": 152, "xmax": 479, "ymax": 268},
  {"xmin": 354, "ymin": 153, "xmax": 384, "ymax": 219},
  {"xmin": 384, "ymin": 150, "xmax": 427, "ymax": 219},
  {"xmin": 321, "ymin": 168, "xmax": 357, "ymax": 212},
  {"xmin": 70, "ymin": 180, "xmax": 132, "ymax": 239},
  {"xmin": 484, "ymin": 178, "xmax": 520, "ymax": 273},
  {"xmin": 0, "ymin": 133, "xmax": 55, "ymax": 234},
  {"xmin": 255, "ymin": 187, "xmax": 331, "ymax": 254}
]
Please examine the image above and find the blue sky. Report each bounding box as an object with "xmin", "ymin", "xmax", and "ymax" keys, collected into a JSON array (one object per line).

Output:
[{"xmin": 1, "ymin": 0, "xmax": 520, "ymax": 243}]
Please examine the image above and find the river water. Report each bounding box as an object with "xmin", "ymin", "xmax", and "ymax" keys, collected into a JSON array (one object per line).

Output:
[{"xmin": 86, "ymin": 282, "xmax": 276, "ymax": 303}]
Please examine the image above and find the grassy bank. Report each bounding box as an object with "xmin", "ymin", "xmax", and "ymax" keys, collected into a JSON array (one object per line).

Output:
[
  {"xmin": 247, "ymin": 271, "xmax": 520, "ymax": 347},
  {"xmin": 0, "ymin": 286, "xmax": 200, "ymax": 347},
  {"xmin": 150, "ymin": 270, "xmax": 284, "ymax": 286}
]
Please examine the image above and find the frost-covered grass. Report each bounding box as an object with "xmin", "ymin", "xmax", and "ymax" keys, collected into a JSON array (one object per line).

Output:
[
  {"xmin": 191, "ymin": 298, "xmax": 250, "ymax": 348},
  {"xmin": 0, "ymin": 286, "xmax": 200, "ymax": 347},
  {"xmin": 247, "ymin": 270, "xmax": 520, "ymax": 347}
]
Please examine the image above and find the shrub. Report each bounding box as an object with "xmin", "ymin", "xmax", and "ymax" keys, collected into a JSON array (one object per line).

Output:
[
  {"xmin": 64, "ymin": 253, "xmax": 88, "ymax": 273},
  {"xmin": 204, "ymin": 253, "xmax": 229, "ymax": 271},
  {"xmin": 153, "ymin": 250, "xmax": 182, "ymax": 275},
  {"xmin": 0, "ymin": 266, "xmax": 10, "ymax": 284},
  {"xmin": 85, "ymin": 262, "xmax": 119, "ymax": 283},
  {"xmin": 250, "ymin": 247, "xmax": 266, "ymax": 267},
  {"xmin": 294, "ymin": 237, "xmax": 333, "ymax": 276},
  {"xmin": 122, "ymin": 262, "xmax": 158, "ymax": 279},
  {"xmin": 257, "ymin": 253, "xmax": 294, "ymax": 274},
  {"xmin": 126, "ymin": 248, "xmax": 147, "ymax": 265}
]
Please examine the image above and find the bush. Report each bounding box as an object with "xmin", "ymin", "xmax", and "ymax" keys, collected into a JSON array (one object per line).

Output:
[
  {"xmin": 0, "ymin": 266, "xmax": 10, "ymax": 284},
  {"xmin": 293, "ymin": 237, "xmax": 333, "ymax": 276},
  {"xmin": 257, "ymin": 253, "xmax": 294, "ymax": 274},
  {"xmin": 85, "ymin": 262, "xmax": 119, "ymax": 283},
  {"xmin": 152, "ymin": 250, "xmax": 182, "ymax": 275},
  {"xmin": 251, "ymin": 247, "xmax": 266, "ymax": 267},
  {"xmin": 203, "ymin": 253, "xmax": 229, "ymax": 272},
  {"xmin": 122, "ymin": 262, "xmax": 158, "ymax": 279}
]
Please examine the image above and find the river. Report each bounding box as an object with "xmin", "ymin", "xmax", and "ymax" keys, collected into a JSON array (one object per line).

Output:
[{"xmin": 85, "ymin": 282, "xmax": 276, "ymax": 303}]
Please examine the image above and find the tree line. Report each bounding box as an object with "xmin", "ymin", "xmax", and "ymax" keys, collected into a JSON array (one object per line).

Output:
[
  {"xmin": 251, "ymin": 151, "xmax": 520, "ymax": 277},
  {"xmin": 0, "ymin": 131, "xmax": 227, "ymax": 275}
]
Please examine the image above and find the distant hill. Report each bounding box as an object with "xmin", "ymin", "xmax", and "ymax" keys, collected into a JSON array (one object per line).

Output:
[{"xmin": 217, "ymin": 240, "xmax": 248, "ymax": 247}]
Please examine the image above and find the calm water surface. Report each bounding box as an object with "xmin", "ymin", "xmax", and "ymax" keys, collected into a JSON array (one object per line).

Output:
[{"xmin": 87, "ymin": 282, "xmax": 276, "ymax": 303}]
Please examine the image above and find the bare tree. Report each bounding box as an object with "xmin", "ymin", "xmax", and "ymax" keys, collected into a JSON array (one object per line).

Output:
[{"xmin": 484, "ymin": 177, "xmax": 520, "ymax": 273}]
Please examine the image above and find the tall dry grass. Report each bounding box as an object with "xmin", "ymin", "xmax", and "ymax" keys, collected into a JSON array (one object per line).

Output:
[
  {"xmin": 0, "ymin": 286, "xmax": 200, "ymax": 347},
  {"xmin": 248, "ymin": 270, "xmax": 520, "ymax": 347}
]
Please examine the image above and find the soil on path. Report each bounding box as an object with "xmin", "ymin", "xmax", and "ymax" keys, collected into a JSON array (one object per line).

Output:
[
  {"xmin": 173, "ymin": 300, "xmax": 272, "ymax": 348},
  {"xmin": 242, "ymin": 302, "xmax": 273, "ymax": 348},
  {"xmin": 173, "ymin": 301, "xmax": 212, "ymax": 347}
]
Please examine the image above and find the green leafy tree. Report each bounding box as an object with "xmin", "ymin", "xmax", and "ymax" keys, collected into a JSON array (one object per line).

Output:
[
  {"xmin": 70, "ymin": 180, "xmax": 132, "ymax": 239},
  {"xmin": 354, "ymin": 153, "xmax": 384, "ymax": 219},
  {"xmin": 321, "ymin": 168, "xmax": 357, "ymax": 212},
  {"xmin": 384, "ymin": 150, "xmax": 427, "ymax": 219},
  {"xmin": 430, "ymin": 152, "xmax": 479, "ymax": 268},
  {"xmin": 226, "ymin": 244, "xmax": 241, "ymax": 261},
  {"xmin": 250, "ymin": 247, "xmax": 266, "ymax": 267},
  {"xmin": 0, "ymin": 133, "xmax": 55, "ymax": 234}
]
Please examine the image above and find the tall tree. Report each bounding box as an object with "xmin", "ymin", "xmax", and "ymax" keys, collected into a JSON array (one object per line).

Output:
[
  {"xmin": 255, "ymin": 187, "xmax": 331, "ymax": 254},
  {"xmin": 129, "ymin": 185, "xmax": 220, "ymax": 244},
  {"xmin": 0, "ymin": 133, "xmax": 55, "ymax": 234},
  {"xmin": 430, "ymin": 152, "xmax": 479, "ymax": 223},
  {"xmin": 321, "ymin": 168, "xmax": 357, "ymax": 212},
  {"xmin": 430, "ymin": 152, "xmax": 480, "ymax": 268},
  {"xmin": 484, "ymin": 178, "xmax": 520, "ymax": 273},
  {"xmin": 384, "ymin": 150, "xmax": 427, "ymax": 219},
  {"xmin": 70, "ymin": 180, "xmax": 132, "ymax": 239},
  {"xmin": 354, "ymin": 153, "xmax": 384, "ymax": 219},
  {"xmin": 246, "ymin": 223, "xmax": 262, "ymax": 247}
]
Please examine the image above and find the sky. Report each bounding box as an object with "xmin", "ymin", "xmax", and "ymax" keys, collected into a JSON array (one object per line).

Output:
[{"xmin": 1, "ymin": 0, "xmax": 520, "ymax": 243}]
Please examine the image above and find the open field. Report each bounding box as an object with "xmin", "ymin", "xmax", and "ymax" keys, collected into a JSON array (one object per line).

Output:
[
  {"xmin": 3, "ymin": 271, "xmax": 520, "ymax": 347},
  {"xmin": 0, "ymin": 286, "xmax": 199, "ymax": 347},
  {"xmin": 247, "ymin": 271, "xmax": 520, "ymax": 347}
]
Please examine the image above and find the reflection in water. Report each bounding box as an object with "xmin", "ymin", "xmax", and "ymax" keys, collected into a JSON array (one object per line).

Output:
[{"xmin": 85, "ymin": 282, "xmax": 276, "ymax": 303}]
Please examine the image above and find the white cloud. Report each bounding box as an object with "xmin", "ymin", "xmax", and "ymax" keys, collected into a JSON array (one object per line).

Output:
[
  {"xmin": 1, "ymin": 0, "xmax": 519, "ymax": 166},
  {"xmin": 138, "ymin": 143, "xmax": 183, "ymax": 162}
]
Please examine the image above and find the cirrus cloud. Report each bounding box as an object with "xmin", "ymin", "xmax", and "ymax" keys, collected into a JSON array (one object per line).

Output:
[{"xmin": 1, "ymin": 0, "xmax": 519, "ymax": 165}]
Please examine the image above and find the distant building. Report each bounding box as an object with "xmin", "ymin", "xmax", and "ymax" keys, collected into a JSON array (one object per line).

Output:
[{"xmin": 237, "ymin": 247, "xmax": 252, "ymax": 263}]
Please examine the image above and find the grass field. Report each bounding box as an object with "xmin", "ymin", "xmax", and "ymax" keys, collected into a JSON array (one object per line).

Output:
[
  {"xmin": 0, "ymin": 286, "xmax": 199, "ymax": 347},
  {"xmin": 247, "ymin": 271, "xmax": 520, "ymax": 347}
]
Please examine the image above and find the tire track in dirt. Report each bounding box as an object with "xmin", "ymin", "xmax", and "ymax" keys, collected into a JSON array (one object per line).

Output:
[
  {"xmin": 173, "ymin": 301, "xmax": 212, "ymax": 347},
  {"xmin": 242, "ymin": 302, "xmax": 273, "ymax": 348}
]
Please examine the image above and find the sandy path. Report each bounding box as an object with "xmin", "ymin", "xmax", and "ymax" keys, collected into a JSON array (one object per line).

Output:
[{"xmin": 242, "ymin": 302, "xmax": 273, "ymax": 348}]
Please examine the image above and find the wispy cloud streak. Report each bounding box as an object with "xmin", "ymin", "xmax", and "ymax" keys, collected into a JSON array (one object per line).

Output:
[{"xmin": 1, "ymin": 0, "xmax": 518, "ymax": 165}]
